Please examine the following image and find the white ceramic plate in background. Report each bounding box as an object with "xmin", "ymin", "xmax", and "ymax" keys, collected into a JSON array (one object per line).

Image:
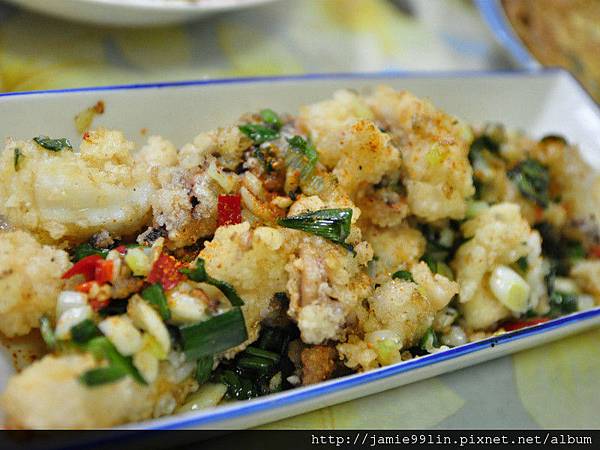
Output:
[
  {"xmin": 1, "ymin": 0, "xmax": 281, "ymax": 26},
  {"xmin": 1, "ymin": 70, "xmax": 600, "ymax": 434}
]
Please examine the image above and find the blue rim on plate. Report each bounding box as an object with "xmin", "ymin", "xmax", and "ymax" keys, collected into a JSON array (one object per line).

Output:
[
  {"xmin": 1, "ymin": 69, "xmax": 599, "ymax": 434},
  {"xmin": 474, "ymin": 0, "xmax": 539, "ymax": 69},
  {"xmin": 0, "ymin": 67, "xmax": 581, "ymax": 98}
]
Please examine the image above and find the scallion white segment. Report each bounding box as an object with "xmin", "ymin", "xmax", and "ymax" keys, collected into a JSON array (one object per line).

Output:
[
  {"xmin": 128, "ymin": 295, "xmax": 171, "ymax": 354},
  {"xmin": 489, "ymin": 265, "xmax": 530, "ymax": 313},
  {"xmin": 98, "ymin": 315, "xmax": 143, "ymax": 356},
  {"xmin": 365, "ymin": 329, "xmax": 402, "ymax": 365},
  {"xmin": 176, "ymin": 383, "xmax": 227, "ymax": 413},
  {"xmin": 55, "ymin": 305, "xmax": 93, "ymax": 339},
  {"xmin": 56, "ymin": 291, "xmax": 88, "ymax": 317},
  {"xmin": 124, "ymin": 247, "xmax": 151, "ymax": 276}
]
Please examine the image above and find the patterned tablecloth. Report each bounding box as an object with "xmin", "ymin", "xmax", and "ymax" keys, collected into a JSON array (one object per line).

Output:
[{"xmin": 0, "ymin": 0, "xmax": 598, "ymax": 429}]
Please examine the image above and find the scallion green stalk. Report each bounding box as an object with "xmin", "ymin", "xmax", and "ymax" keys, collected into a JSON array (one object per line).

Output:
[
  {"xmin": 179, "ymin": 308, "xmax": 248, "ymax": 361},
  {"xmin": 277, "ymin": 208, "xmax": 352, "ymax": 246}
]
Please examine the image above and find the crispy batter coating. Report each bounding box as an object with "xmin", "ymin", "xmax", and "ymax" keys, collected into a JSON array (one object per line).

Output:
[
  {"xmin": 1, "ymin": 354, "xmax": 196, "ymax": 429},
  {"xmin": 452, "ymin": 203, "xmax": 531, "ymax": 304},
  {"xmin": 331, "ymin": 120, "xmax": 401, "ymax": 198},
  {"xmin": 286, "ymin": 234, "xmax": 372, "ymax": 345},
  {"xmin": 363, "ymin": 224, "xmax": 425, "ymax": 283},
  {"xmin": 152, "ymin": 165, "xmax": 220, "ymax": 248},
  {"xmin": 301, "ymin": 345, "xmax": 337, "ymax": 385},
  {"xmin": 0, "ymin": 231, "xmax": 70, "ymax": 337},
  {"xmin": 0, "ymin": 129, "xmax": 156, "ymax": 245},
  {"xmin": 460, "ymin": 282, "xmax": 511, "ymax": 331},
  {"xmin": 362, "ymin": 279, "xmax": 435, "ymax": 348},
  {"xmin": 367, "ymin": 86, "xmax": 474, "ymax": 221},
  {"xmin": 199, "ymin": 222, "xmax": 296, "ymax": 354},
  {"xmin": 297, "ymin": 89, "xmax": 375, "ymax": 169}
]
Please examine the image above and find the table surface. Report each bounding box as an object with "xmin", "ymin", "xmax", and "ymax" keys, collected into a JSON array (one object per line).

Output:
[{"xmin": 0, "ymin": 0, "xmax": 598, "ymax": 429}]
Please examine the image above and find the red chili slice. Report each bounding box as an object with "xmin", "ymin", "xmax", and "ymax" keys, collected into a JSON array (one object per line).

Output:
[
  {"xmin": 75, "ymin": 281, "xmax": 95, "ymax": 293},
  {"xmin": 89, "ymin": 297, "xmax": 110, "ymax": 312},
  {"xmin": 61, "ymin": 255, "xmax": 103, "ymax": 281},
  {"xmin": 217, "ymin": 194, "xmax": 242, "ymax": 227},
  {"xmin": 115, "ymin": 245, "xmax": 128, "ymax": 255},
  {"xmin": 588, "ymin": 245, "xmax": 600, "ymax": 259},
  {"xmin": 147, "ymin": 253, "xmax": 185, "ymax": 291},
  {"xmin": 94, "ymin": 259, "xmax": 114, "ymax": 285},
  {"xmin": 503, "ymin": 317, "xmax": 550, "ymax": 331}
]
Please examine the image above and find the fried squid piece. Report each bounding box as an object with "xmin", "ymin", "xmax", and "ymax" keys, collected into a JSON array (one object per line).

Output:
[
  {"xmin": 363, "ymin": 224, "xmax": 425, "ymax": 283},
  {"xmin": 299, "ymin": 91, "xmax": 404, "ymax": 225},
  {"xmin": 331, "ymin": 120, "xmax": 402, "ymax": 198},
  {"xmin": 297, "ymin": 89, "xmax": 375, "ymax": 169},
  {"xmin": 452, "ymin": 203, "xmax": 545, "ymax": 330},
  {"xmin": 283, "ymin": 197, "xmax": 372, "ymax": 345},
  {"xmin": 364, "ymin": 264, "xmax": 457, "ymax": 345},
  {"xmin": 0, "ymin": 231, "xmax": 70, "ymax": 337},
  {"xmin": 340, "ymin": 265, "xmax": 458, "ymax": 371},
  {"xmin": 1, "ymin": 353, "xmax": 196, "ymax": 429},
  {"xmin": 199, "ymin": 222, "xmax": 296, "ymax": 354},
  {"xmin": 148, "ymin": 127, "xmax": 248, "ymax": 248},
  {"xmin": 150, "ymin": 165, "xmax": 221, "ymax": 248},
  {"xmin": 0, "ymin": 129, "xmax": 156, "ymax": 245},
  {"xmin": 367, "ymin": 86, "xmax": 474, "ymax": 221}
]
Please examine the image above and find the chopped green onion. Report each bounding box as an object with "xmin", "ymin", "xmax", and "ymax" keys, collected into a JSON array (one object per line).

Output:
[
  {"xmin": 141, "ymin": 283, "xmax": 171, "ymax": 321},
  {"xmin": 549, "ymin": 291, "xmax": 578, "ymax": 316},
  {"xmin": 124, "ymin": 247, "xmax": 151, "ymax": 276},
  {"xmin": 469, "ymin": 135, "xmax": 500, "ymax": 157},
  {"xmin": 259, "ymin": 109, "xmax": 282, "ymax": 130},
  {"xmin": 237, "ymin": 355, "xmax": 274, "ymax": 371},
  {"xmin": 243, "ymin": 346, "xmax": 280, "ymax": 363},
  {"xmin": 489, "ymin": 265, "xmax": 530, "ymax": 313},
  {"xmin": 420, "ymin": 327, "xmax": 439, "ymax": 352},
  {"xmin": 179, "ymin": 308, "xmax": 248, "ymax": 361},
  {"xmin": 421, "ymin": 254, "xmax": 437, "ymax": 273},
  {"xmin": 70, "ymin": 319, "xmax": 101, "ymax": 344},
  {"xmin": 80, "ymin": 337, "xmax": 146, "ymax": 387},
  {"xmin": 256, "ymin": 326, "xmax": 289, "ymax": 354},
  {"xmin": 13, "ymin": 148, "xmax": 22, "ymax": 171},
  {"xmin": 39, "ymin": 315, "xmax": 56, "ymax": 350},
  {"xmin": 71, "ymin": 243, "xmax": 108, "ymax": 262},
  {"xmin": 217, "ymin": 370, "xmax": 257, "ymax": 400},
  {"xmin": 435, "ymin": 262, "xmax": 454, "ymax": 280},
  {"xmin": 392, "ymin": 270, "xmax": 414, "ymax": 282},
  {"xmin": 565, "ymin": 241, "xmax": 586, "ymax": 260},
  {"xmin": 239, "ymin": 124, "xmax": 279, "ymax": 144},
  {"xmin": 508, "ymin": 158, "xmax": 550, "ymax": 207},
  {"xmin": 196, "ymin": 355, "xmax": 213, "ymax": 385},
  {"xmin": 516, "ymin": 256, "xmax": 529, "ymax": 273},
  {"xmin": 371, "ymin": 338, "xmax": 400, "ymax": 366},
  {"xmin": 33, "ymin": 136, "xmax": 73, "ymax": 152},
  {"xmin": 285, "ymin": 135, "xmax": 318, "ymax": 182},
  {"xmin": 180, "ymin": 258, "xmax": 244, "ymax": 307},
  {"xmin": 80, "ymin": 366, "xmax": 128, "ymax": 387},
  {"xmin": 277, "ymin": 208, "xmax": 352, "ymax": 246}
]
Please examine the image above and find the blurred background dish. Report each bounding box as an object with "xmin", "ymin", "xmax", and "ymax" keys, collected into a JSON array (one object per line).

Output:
[
  {"xmin": 477, "ymin": 0, "xmax": 600, "ymax": 103},
  {"xmin": 1, "ymin": 0, "xmax": 282, "ymax": 26}
]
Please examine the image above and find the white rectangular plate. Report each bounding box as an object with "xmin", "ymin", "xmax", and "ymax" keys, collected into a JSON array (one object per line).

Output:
[{"xmin": 1, "ymin": 69, "xmax": 599, "ymax": 431}]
